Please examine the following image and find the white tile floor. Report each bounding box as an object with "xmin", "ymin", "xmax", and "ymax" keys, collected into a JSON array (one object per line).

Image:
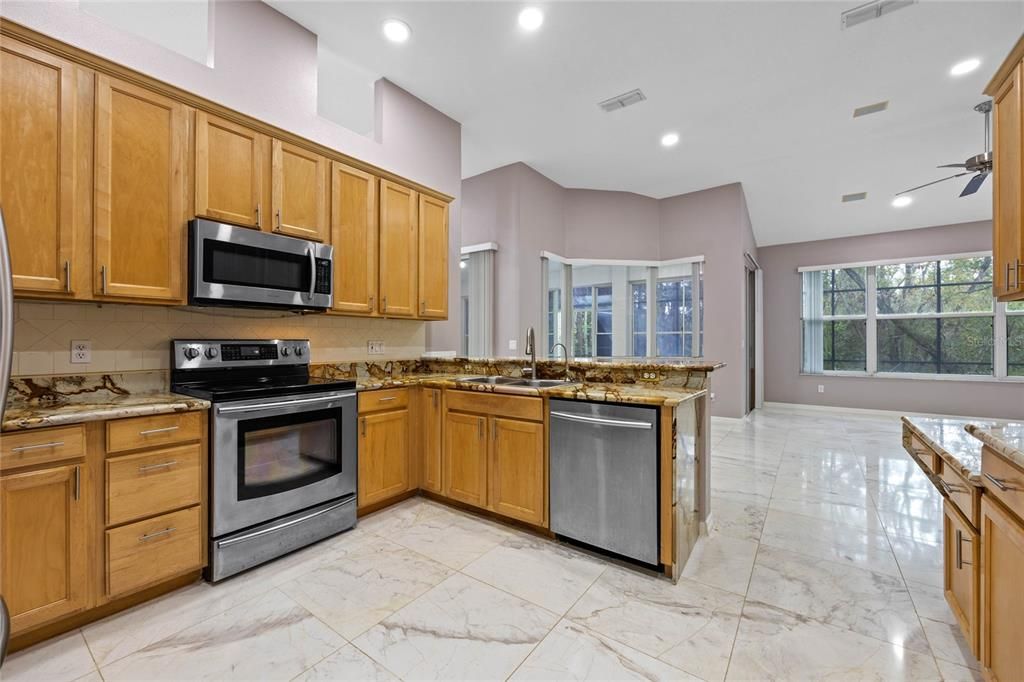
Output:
[{"xmin": 4, "ymin": 406, "xmax": 983, "ymax": 681}]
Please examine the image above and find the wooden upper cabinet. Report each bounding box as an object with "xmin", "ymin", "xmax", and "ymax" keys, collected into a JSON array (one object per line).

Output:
[
  {"xmin": 271, "ymin": 139, "xmax": 328, "ymax": 242},
  {"xmin": 379, "ymin": 180, "xmax": 418, "ymax": 317},
  {"xmin": 1, "ymin": 463, "xmax": 88, "ymax": 633},
  {"xmin": 418, "ymin": 194, "xmax": 449, "ymax": 319},
  {"xmin": 94, "ymin": 75, "xmax": 187, "ymax": 302},
  {"xmin": 195, "ymin": 112, "xmax": 267, "ymax": 229},
  {"xmin": 993, "ymin": 60, "xmax": 1024, "ymax": 300},
  {"xmin": 0, "ymin": 38, "xmax": 88, "ymax": 297},
  {"xmin": 331, "ymin": 161, "xmax": 378, "ymax": 314}
]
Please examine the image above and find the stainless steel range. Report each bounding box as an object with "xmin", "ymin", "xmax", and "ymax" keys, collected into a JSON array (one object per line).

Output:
[{"xmin": 171, "ymin": 339, "xmax": 357, "ymax": 581}]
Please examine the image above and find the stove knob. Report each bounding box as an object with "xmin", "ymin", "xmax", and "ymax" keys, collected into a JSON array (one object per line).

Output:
[
  {"xmin": 294, "ymin": 346, "xmax": 304, "ymax": 357},
  {"xmin": 183, "ymin": 346, "xmax": 200, "ymax": 360},
  {"xmin": 205, "ymin": 347, "xmax": 219, "ymax": 359},
  {"xmin": 281, "ymin": 347, "xmax": 291, "ymax": 357}
]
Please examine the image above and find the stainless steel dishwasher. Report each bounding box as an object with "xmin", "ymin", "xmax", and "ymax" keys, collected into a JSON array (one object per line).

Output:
[{"xmin": 549, "ymin": 399, "xmax": 659, "ymax": 565}]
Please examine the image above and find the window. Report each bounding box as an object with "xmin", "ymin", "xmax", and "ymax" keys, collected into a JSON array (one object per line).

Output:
[
  {"xmin": 631, "ymin": 282, "xmax": 647, "ymax": 356},
  {"xmin": 656, "ymin": 278, "xmax": 697, "ymax": 356},
  {"xmin": 801, "ymin": 255, "xmax": 1017, "ymax": 380},
  {"xmin": 572, "ymin": 285, "xmax": 612, "ymax": 356},
  {"xmin": 547, "ymin": 288, "xmax": 562, "ymax": 354},
  {"xmin": 1009, "ymin": 301, "xmax": 1024, "ymax": 377}
]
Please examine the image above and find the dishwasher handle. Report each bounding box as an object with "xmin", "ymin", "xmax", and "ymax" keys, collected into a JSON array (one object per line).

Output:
[{"xmin": 550, "ymin": 411, "xmax": 654, "ymax": 430}]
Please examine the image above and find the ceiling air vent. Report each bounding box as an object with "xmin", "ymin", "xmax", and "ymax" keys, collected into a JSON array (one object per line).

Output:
[
  {"xmin": 841, "ymin": 0, "xmax": 916, "ymax": 29},
  {"xmin": 842, "ymin": 192, "xmax": 868, "ymax": 202},
  {"xmin": 598, "ymin": 88, "xmax": 647, "ymax": 113},
  {"xmin": 853, "ymin": 100, "xmax": 889, "ymax": 118}
]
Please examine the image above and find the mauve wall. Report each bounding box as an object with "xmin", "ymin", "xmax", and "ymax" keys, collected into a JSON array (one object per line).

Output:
[
  {"xmin": 760, "ymin": 220, "xmax": 1023, "ymax": 420},
  {"xmin": 563, "ymin": 189, "xmax": 660, "ymax": 261},
  {"xmin": 2, "ymin": 0, "xmax": 463, "ymax": 353}
]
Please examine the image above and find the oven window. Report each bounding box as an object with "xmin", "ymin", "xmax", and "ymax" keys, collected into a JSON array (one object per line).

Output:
[
  {"xmin": 237, "ymin": 408, "xmax": 340, "ymax": 500},
  {"xmin": 204, "ymin": 239, "xmax": 310, "ymax": 292}
]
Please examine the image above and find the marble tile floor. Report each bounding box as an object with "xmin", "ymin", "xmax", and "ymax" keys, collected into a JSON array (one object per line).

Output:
[{"xmin": 5, "ymin": 406, "xmax": 982, "ymax": 681}]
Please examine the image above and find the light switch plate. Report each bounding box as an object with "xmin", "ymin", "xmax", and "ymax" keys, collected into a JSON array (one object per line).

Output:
[
  {"xmin": 71, "ymin": 340, "xmax": 91, "ymax": 364},
  {"xmin": 367, "ymin": 340, "xmax": 385, "ymax": 355}
]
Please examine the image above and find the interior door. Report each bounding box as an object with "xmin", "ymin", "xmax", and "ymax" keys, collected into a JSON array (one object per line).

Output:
[
  {"xmin": 94, "ymin": 74, "xmax": 187, "ymax": 301},
  {"xmin": 195, "ymin": 112, "xmax": 266, "ymax": 229},
  {"xmin": 331, "ymin": 161, "xmax": 378, "ymax": 315},
  {"xmin": 378, "ymin": 180, "xmax": 418, "ymax": 317},
  {"xmin": 271, "ymin": 140, "xmax": 328, "ymax": 242},
  {"xmin": 417, "ymin": 194, "xmax": 449, "ymax": 319}
]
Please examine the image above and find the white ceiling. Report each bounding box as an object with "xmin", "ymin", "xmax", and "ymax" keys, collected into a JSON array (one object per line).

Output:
[{"xmin": 269, "ymin": 1, "xmax": 1023, "ymax": 246}]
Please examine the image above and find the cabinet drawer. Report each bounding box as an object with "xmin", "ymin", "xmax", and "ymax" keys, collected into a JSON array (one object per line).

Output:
[
  {"xmin": 106, "ymin": 444, "xmax": 202, "ymax": 526},
  {"xmin": 446, "ymin": 390, "xmax": 543, "ymax": 422},
  {"xmin": 106, "ymin": 412, "xmax": 202, "ymax": 453},
  {"xmin": 358, "ymin": 388, "xmax": 409, "ymax": 414},
  {"xmin": 938, "ymin": 462, "xmax": 980, "ymax": 528},
  {"xmin": 905, "ymin": 434, "xmax": 941, "ymax": 475},
  {"xmin": 982, "ymin": 446, "xmax": 1024, "ymax": 522},
  {"xmin": 106, "ymin": 506, "xmax": 202, "ymax": 598},
  {"xmin": 0, "ymin": 425, "xmax": 85, "ymax": 471}
]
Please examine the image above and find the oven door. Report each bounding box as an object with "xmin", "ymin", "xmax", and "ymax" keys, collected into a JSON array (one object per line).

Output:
[
  {"xmin": 211, "ymin": 391, "xmax": 356, "ymax": 537},
  {"xmin": 191, "ymin": 219, "xmax": 333, "ymax": 309}
]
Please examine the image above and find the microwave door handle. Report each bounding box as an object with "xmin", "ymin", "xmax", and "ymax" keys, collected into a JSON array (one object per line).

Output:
[{"xmin": 308, "ymin": 248, "xmax": 316, "ymax": 299}]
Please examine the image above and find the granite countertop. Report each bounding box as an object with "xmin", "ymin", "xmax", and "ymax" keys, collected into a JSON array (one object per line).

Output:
[
  {"xmin": 3, "ymin": 392, "xmax": 211, "ymax": 431},
  {"xmin": 357, "ymin": 374, "xmax": 705, "ymax": 407},
  {"xmin": 966, "ymin": 422, "xmax": 1024, "ymax": 471},
  {"xmin": 901, "ymin": 416, "xmax": 992, "ymax": 484}
]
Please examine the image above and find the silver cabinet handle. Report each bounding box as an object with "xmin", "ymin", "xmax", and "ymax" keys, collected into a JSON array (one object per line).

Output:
[
  {"xmin": 369, "ymin": 295, "xmax": 375, "ymax": 311},
  {"xmin": 64, "ymin": 260, "xmax": 71, "ymax": 293},
  {"xmin": 100, "ymin": 265, "xmax": 108, "ymax": 295},
  {"xmin": 478, "ymin": 417, "xmax": 483, "ymax": 438},
  {"xmin": 139, "ymin": 527, "xmax": 176, "ymax": 543},
  {"xmin": 11, "ymin": 440, "xmax": 64, "ymax": 453},
  {"xmin": 550, "ymin": 411, "xmax": 654, "ymax": 430},
  {"xmin": 939, "ymin": 479, "xmax": 963, "ymax": 496},
  {"xmin": 138, "ymin": 460, "xmax": 177, "ymax": 473},
  {"xmin": 984, "ymin": 472, "xmax": 1017, "ymax": 492},
  {"xmin": 382, "ymin": 296, "xmax": 388, "ymax": 312},
  {"xmin": 74, "ymin": 465, "xmax": 80, "ymax": 501},
  {"xmin": 361, "ymin": 417, "xmax": 366, "ymax": 437},
  {"xmin": 216, "ymin": 499, "xmax": 352, "ymax": 548},
  {"xmin": 432, "ymin": 390, "xmax": 438, "ymax": 408},
  {"xmin": 378, "ymin": 396, "xmax": 397, "ymax": 402},
  {"xmin": 955, "ymin": 529, "xmax": 973, "ymax": 569},
  {"xmin": 275, "ymin": 209, "xmax": 282, "ymax": 230},
  {"xmin": 255, "ymin": 203, "xmax": 262, "ymax": 228},
  {"xmin": 139, "ymin": 426, "xmax": 179, "ymax": 436}
]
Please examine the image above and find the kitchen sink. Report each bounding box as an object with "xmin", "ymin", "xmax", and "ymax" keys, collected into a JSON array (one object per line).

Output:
[
  {"xmin": 517, "ymin": 379, "xmax": 575, "ymax": 388},
  {"xmin": 459, "ymin": 376, "xmax": 575, "ymax": 388}
]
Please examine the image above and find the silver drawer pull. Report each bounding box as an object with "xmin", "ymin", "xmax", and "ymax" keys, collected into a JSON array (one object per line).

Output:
[
  {"xmin": 139, "ymin": 426, "xmax": 179, "ymax": 436},
  {"xmin": 10, "ymin": 440, "xmax": 65, "ymax": 453},
  {"xmin": 378, "ymin": 396, "xmax": 397, "ymax": 402},
  {"xmin": 139, "ymin": 527, "xmax": 176, "ymax": 543},
  {"xmin": 138, "ymin": 460, "xmax": 177, "ymax": 473},
  {"xmin": 984, "ymin": 472, "xmax": 1018, "ymax": 492}
]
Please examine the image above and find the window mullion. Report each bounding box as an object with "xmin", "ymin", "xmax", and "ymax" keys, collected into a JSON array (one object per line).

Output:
[
  {"xmin": 996, "ymin": 301, "xmax": 1009, "ymax": 379},
  {"xmin": 866, "ymin": 266, "xmax": 877, "ymax": 374}
]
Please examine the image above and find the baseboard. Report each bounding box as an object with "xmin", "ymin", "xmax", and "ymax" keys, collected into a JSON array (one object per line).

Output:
[{"xmin": 761, "ymin": 401, "xmax": 988, "ymax": 422}]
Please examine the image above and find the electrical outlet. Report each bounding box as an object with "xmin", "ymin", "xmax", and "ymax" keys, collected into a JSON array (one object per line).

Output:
[
  {"xmin": 818, "ymin": 384, "xmax": 825, "ymax": 394},
  {"xmin": 508, "ymin": 339, "xmax": 517, "ymax": 351},
  {"xmin": 71, "ymin": 340, "xmax": 91, "ymax": 364},
  {"xmin": 367, "ymin": 340, "xmax": 385, "ymax": 355},
  {"xmin": 710, "ymin": 392, "xmax": 716, "ymax": 401}
]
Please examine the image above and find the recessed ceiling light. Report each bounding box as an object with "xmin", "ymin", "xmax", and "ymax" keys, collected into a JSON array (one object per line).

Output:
[
  {"xmin": 660, "ymin": 132, "xmax": 680, "ymax": 148},
  {"xmin": 382, "ymin": 19, "xmax": 411, "ymax": 43},
  {"xmin": 950, "ymin": 58, "xmax": 981, "ymax": 77},
  {"xmin": 891, "ymin": 195, "xmax": 913, "ymax": 208},
  {"xmin": 518, "ymin": 7, "xmax": 544, "ymax": 31}
]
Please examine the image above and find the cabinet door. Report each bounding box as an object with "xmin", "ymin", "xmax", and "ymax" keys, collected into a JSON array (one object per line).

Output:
[
  {"xmin": 980, "ymin": 496, "xmax": 1024, "ymax": 681},
  {"xmin": 331, "ymin": 161, "xmax": 378, "ymax": 314},
  {"xmin": 271, "ymin": 139, "xmax": 328, "ymax": 242},
  {"xmin": 1, "ymin": 464, "xmax": 88, "ymax": 633},
  {"xmin": 358, "ymin": 409, "xmax": 410, "ymax": 508},
  {"xmin": 417, "ymin": 194, "xmax": 449, "ymax": 319},
  {"xmin": 943, "ymin": 499, "xmax": 979, "ymax": 655},
  {"xmin": 195, "ymin": 112, "xmax": 266, "ymax": 229},
  {"xmin": 0, "ymin": 39, "xmax": 84, "ymax": 296},
  {"xmin": 94, "ymin": 75, "xmax": 187, "ymax": 301},
  {"xmin": 444, "ymin": 412, "xmax": 487, "ymax": 508},
  {"xmin": 993, "ymin": 61, "xmax": 1023, "ymax": 300},
  {"xmin": 491, "ymin": 418, "xmax": 545, "ymax": 526},
  {"xmin": 420, "ymin": 388, "xmax": 443, "ymax": 494},
  {"xmin": 378, "ymin": 180, "xmax": 418, "ymax": 317}
]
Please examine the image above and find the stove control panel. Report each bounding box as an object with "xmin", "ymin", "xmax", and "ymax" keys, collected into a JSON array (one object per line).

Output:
[{"xmin": 172, "ymin": 339, "xmax": 310, "ymax": 369}]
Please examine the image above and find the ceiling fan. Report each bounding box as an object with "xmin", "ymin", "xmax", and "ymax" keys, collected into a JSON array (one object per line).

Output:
[{"xmin": 896, "ymin": 100, "xmax": 993, "ymax": 198}]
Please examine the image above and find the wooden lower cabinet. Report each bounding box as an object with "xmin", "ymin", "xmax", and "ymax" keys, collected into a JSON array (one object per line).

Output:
[
  {"xmin": 980, "ymin": 495, "xmax": 1024, "ymax": 681},
  {"xmin": 943, "ymin": 499, "xmax": 979, "ymax": 655},
  {"xmin": 358, "ymin": 408, "xmax": 411, "ymax": 509},
  {"xmin": 1, "ymin": 462, "xmax": 89, "ymax": 632},
  {"xmin": 419, "ymin": 388, "xmax": 443, "ymax": 494},
  {"xmin": 444, "ymin": 411, "xmax": 489, "ymax": 508},
  {"xmin": 490, "ymin": 418, "xmax": 545, "ymax": 525}
]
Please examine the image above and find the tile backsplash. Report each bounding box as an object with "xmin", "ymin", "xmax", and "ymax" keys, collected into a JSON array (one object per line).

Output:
[{"xmin": 12, "ymin": 301, "xmax": 426, "ymax": 377}]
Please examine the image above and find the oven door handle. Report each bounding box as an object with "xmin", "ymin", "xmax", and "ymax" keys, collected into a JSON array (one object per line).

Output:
[
  {"xmin": 217, "ymin": 392, "xmax": 355, "ymax": 415},
  {"xmin": 307, "ymin": 248, "xmax": 316, "ymax": 299},
  {"xmin": 215, "ymin": 498, "xmax": 353, "ymax": 548}
]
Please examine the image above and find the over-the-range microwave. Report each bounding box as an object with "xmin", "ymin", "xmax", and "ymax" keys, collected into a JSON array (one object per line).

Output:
[{"xmin": 189, "ymin": 219, "xmax": 333, "ymax": 311}]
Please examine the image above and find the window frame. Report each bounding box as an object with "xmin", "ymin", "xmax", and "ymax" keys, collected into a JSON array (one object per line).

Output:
[
  {"xmin": 800, "ymin": 252, "xmax": 1022, "ymax": 382},
  {"xmin": 571, "ymin": 282, "xmax": 613, "ymax": 357}
]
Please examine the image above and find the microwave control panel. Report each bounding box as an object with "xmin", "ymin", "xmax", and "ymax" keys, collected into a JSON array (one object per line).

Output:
[{"xmin": 315, "ymin": 258, "xmax": 332, "ymax": 295}]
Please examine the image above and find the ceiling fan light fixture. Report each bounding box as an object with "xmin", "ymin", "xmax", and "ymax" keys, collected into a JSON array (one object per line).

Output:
[
  {"xmin": 891, "ymin": 195, "xmax": 913, "ymax": 208},
  {"xmin": 950, "ymin": 58, "xmax": 981, "ymax": 77}
]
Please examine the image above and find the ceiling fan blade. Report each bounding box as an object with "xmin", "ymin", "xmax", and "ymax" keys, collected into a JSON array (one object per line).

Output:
[
  {"xmin": 896, "ymin": 172, "xmax": 971, "ymax": 196},
  {"xmin": 937, "ymin": 163, "xmax": 968, "ymax": 168},
  {"xmin": 960, "ymin": 172, "xmax": 989, "ymax": 197}
]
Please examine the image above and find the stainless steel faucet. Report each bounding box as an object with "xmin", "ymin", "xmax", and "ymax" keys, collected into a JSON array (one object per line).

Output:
[
  {"xmin": 551, "ymin": 342, "xmax": 570, "ymax": 379},
  {"xmin": 525, "ymin": 326, "xmax": 536, "ymax": 378}
]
